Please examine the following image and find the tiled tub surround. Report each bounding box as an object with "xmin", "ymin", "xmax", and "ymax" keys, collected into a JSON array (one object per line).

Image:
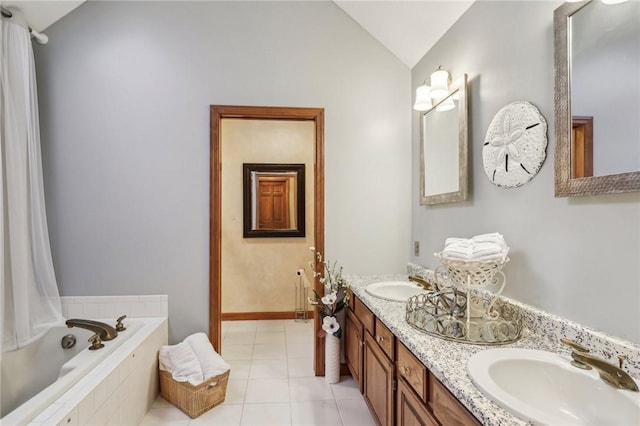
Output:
[
  {"xmin": 60, "ymin": 295, "xmax": 169, "ymax": 319},
  {"xmin": 349, "ymin": 269, "xmax": 640, "ymax": 426},
  {"xmin": 3, "ymin": 295, "xmax": 168, "ymax": 425},
  {"xmin": 23, "ymin": 317, "xmax": 168, "ymax": 426}
]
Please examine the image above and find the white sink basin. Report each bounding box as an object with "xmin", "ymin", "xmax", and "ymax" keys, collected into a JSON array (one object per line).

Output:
[
  {"xmin": 365, "ymin": 281, "xmax": 427, "ymax": 302},
  {"xmin": 468, "ymin": 348, "xmax": 640, "ymax": 425}
]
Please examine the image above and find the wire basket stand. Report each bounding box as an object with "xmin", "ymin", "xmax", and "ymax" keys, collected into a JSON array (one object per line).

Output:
[{"xmin": 405, "ymin": 253, "xmax": 522, "ymax": 345}]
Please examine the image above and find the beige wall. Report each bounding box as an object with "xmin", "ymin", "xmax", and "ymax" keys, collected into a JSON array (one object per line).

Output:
[{"xmin": 221, "ymin": 119, "xmax": 315, "ymax": 313}]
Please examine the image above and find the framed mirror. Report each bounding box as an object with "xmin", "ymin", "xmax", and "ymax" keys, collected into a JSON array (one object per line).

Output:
[
  {"xmin": 554, "ymin": 0, "xmax": 640, "ymax": 197},
  {"xmin": 420, "ymin": 74, "xmax": 468, "ymax": 205},
  {"xmin": 243, "ymin": 163, "xmax": 305, "ymax": 238}
]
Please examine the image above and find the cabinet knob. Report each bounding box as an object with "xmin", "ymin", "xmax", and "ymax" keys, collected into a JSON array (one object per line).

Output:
[
  {"xmin": 376, "ymin": 335, "xmax": 385, "ymax": 344},
  {"xmin": 401, "ymin": 365, "xmax": 410, "ymax": 376}
]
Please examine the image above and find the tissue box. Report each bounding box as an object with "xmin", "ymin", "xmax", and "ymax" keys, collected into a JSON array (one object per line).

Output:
[{"xmin": 159, "ymin": 369, "xmax": 230, "ymax": 418}]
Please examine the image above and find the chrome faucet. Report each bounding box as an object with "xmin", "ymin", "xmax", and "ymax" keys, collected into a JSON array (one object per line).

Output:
[
  {"xmin": 66, "ymin": 319, "xmax": 118, "ymax": 341},
  {"xmin": 562, "ymin": 338, "xmax": 639, "ymax": 392}
]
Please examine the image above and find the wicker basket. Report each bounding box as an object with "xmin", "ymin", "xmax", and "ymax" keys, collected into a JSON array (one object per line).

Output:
[{"xmin": 159, "ymin": 369, "xmax": 229, "ymax": 418}]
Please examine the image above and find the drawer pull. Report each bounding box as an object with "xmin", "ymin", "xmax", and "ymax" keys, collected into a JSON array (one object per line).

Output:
[
  {"xmin": 376, "ymin": 335, "xmax": 385, "ymax": 344},
  {"xmin": 401, "ymin": 365, "xmax": 410, "ymax": 376}
]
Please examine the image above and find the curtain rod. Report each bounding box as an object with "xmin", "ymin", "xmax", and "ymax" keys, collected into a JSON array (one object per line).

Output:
[{"xmin": 1, "ymin": 5, "xmax": 49, "ymax": 44}]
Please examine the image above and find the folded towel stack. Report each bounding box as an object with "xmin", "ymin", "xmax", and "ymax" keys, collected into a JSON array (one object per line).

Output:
[
  {"xmin": 442, "ymin": 233, "xmax": 509, "ymax": 262},
  {"xmin": 159, "ymin": 332, "xmax": 230, "ymax": 386}
]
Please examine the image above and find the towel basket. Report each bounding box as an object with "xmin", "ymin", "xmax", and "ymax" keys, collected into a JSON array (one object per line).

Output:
[{"xmin": 159, "ymin": 369, "xmax": 229, "ymax": 418}]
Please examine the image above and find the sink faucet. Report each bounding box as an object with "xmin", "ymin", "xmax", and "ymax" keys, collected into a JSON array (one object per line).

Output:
[
  {"xmin": 66, "ymin": 319, "xmax": 118, "ymax": 341},
  {"xmin": 408, "ymin": 275, "xmax": 434, "ymax": 291},
  {"xmin": 562, "ymin": 338, "xmax": 638, "ymax": 392}
]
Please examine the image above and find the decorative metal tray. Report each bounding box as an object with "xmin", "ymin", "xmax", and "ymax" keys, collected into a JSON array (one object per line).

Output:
[{"xmin": 405, "ymin": 289, "xmax": 523, "ymax": 345}]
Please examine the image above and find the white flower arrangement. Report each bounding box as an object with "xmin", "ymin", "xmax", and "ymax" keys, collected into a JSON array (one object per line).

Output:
[{"xmin": 308, "ymin": 248, "xmax": 350, "ymax": 338}]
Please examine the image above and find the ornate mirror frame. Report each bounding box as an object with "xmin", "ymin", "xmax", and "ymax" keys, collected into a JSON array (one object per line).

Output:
[
  {"xmin": 554, "ymin": 1, "xmax": 640, "ymax": 197},
  {"xmin": 419, "ymin": 75, "xmax": 469, "ymax": 205}
]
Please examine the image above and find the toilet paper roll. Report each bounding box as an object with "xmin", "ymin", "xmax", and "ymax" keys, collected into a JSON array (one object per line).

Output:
[{"xmin": 296, "ymin": 268, "xmax": 312, "ymax": 288}]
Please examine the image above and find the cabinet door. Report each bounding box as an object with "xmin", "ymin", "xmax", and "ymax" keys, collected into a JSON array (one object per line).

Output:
[
  {"xmin": 397, "ymin": 378, "xmax": 439, "ymax": 426},
  {"xmin": 345, "ymin": 309, "xmax": 364, "ymax": 392},
  {"xmin": 364, "ymin": 332, "xmax": 394, "ymax": 426},
  {"xmin": 430, "ymin": 373, "xmax": 481, "ymax": 426}
]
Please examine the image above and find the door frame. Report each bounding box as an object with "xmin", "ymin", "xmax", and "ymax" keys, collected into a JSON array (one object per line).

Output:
[{"xmin": 209, "ymin": 105, "xmax": 326, "ymax": 375}]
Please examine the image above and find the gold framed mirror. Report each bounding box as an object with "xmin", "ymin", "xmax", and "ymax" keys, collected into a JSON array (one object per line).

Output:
[
  {"xmin": 420, "ymin": 74, "xmax": 468, "ymax": 205},
  {"xmin": 554, "ymin": 0, "xmax": 640, "ymax": 197}
]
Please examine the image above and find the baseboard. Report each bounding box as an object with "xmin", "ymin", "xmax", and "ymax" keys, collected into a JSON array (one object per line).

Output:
[{"xmin": 221, "ymin": 311, "xmax": 316, "ymax": 321}]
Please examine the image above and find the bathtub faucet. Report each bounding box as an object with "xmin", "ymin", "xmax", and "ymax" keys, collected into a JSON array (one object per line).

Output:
[{"xmin": 66, "ymin": 319, "xmax": 118, "ymax": 341}]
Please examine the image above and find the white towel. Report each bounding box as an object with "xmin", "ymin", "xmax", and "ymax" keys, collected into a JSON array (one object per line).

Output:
[
  {"xmin": 441, "ymin": 233, "xmax": 509, "ymax": 262},
  {"xmin": 184, "ymin": 332, "xmax": 231, "ymax": 380},
  {"xmin": 159, "ymin": 342, "xmax": 204, "ymax": 386}
]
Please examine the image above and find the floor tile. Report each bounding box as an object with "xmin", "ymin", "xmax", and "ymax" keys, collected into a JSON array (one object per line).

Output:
[
  {"xmin": 229, "ymin": 320, "xmax": 258, "ymax": 331},
  {"xmin": 190, "ymin": 404, "xmax": 243, "ymax": 425},
  {"xmin": 228, "ymin": 359, "xmax": 251, "ymax": 380},
  {"xmin": 223, "ymin": 379, "xmax": 248, "ymax": 405},
  {"xmin": 249, "ymin": 358, "xmax": 288, "ymax": 379},
  {"xmin": 252, "ymin": 342, "xmax": 286, "ymax": 360},
  {"xmin": 256, "ymin": 320, "xmax": 286, "ymax": 331},
  {"xmin": 222, "ymin": 344, "xmax": 254, "ymax": 360},
  {"xmin": 290, "ymin": 400, "xmax": 342, "ymax": 426},
  {"xmin": 285, "ymin": 329, "xmax": 314, "ymax": 344},
  {"xmin": 240, "ymin": 402, "xmax": 291, "ymax": 426},
  {"xmin": 287, "ymin": 342, "xmax": 314, "ymax": 359},
  {"xmin": 151, "ymin": 395, "xmax": 173, "ymax": 408},
  {"xmin": 224, "ymin": 329, "xmax": 257, "ymax": 345},
  {"xmin": 289, "ymin": 377, "xmax": 334, "ymax": 401},
  {"xmin": 287, "ymin": 357, "xmax": 315, "ymax": 378},
  {"xmin": 138, "ymin": 407, "xmax": 191, "ymax": 426},
  {"xmin": 336, "ymin": 398, "xmax": 376, "ymax": 426},
  {"xmin": 254, "ymin": 330, "xmax": 286, "ymax": 344},
  {"xmin": 244, "ymin": 378, "xmax": 290, "ymax": 403},
  {"xmin": 330, "ymin": 376, "xmax": 362, "ymax": 400}
]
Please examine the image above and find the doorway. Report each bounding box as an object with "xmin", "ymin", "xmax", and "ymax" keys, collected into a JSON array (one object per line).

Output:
[{"xmin": 209, "ymin": 105, "xmax": 326, "ymax": 375}]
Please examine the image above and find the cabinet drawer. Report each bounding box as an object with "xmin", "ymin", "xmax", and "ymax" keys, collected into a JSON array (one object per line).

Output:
[
  {"xmin": 374, "ymin": 318, "xmax": 395, "ymax": 361},
  {"xmin": 396, "ymin": 341, "xmax": 427, "ymax": 402},
  {"xmin": 430, "ymin": 373, "xmax": 481, "ymax": 426},
  {"xmin": 354, "ymin": 296, "xmax": 375, "ymax": 336}
]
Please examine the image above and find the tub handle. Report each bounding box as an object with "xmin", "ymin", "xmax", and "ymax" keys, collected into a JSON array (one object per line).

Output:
[
  {"xmin": 116, "ymin": 315, "xmax": 127, "ymax": 332},
  {"xmin": 88, "ymin": 333, "xmax": 104, "ymax": 350}
]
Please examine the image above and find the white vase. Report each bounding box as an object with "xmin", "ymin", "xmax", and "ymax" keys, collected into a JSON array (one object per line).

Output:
[{"xmin": 324, "ymin": 333, "xmax": 340, "ymax": 384}]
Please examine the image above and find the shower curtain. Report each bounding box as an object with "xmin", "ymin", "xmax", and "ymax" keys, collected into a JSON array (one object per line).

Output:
[{"xmin": 1, "ymin": 15, "xmax": 63, "ymax": 352}]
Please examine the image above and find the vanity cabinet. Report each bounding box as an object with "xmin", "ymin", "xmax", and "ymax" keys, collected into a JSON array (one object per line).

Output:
[
  {"xmin": 345, "ymin": 309, "xmax": 364, "ymax": 392},
  {"xmin": 364, "ymin": 332, "xmax": 395, "ymax": 426},
  {"xmin": 345, "ymin": 294, "xmax": 481, "ymax": 426}
]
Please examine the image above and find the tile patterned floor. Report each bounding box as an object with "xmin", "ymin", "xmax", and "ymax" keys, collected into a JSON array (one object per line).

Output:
[{"xmin": 140, "ymin": 320, "xmax": 376, "ymax": 426}]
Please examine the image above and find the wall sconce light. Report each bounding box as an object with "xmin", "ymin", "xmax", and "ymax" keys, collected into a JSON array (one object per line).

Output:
[
  {"xmin": 414, "ymin": 66, "xmax": 456, "ymax": 111},
  {"xmin": 429, "ymin": 66, "xmax": 451, "ymax": 99},
  {"xmin": 436, "ymin": 97, "xmax": 456, "ymax": 112},
  {"xmin": 413, "ymin": 81, "xmax": 433, "ymax": 111}
]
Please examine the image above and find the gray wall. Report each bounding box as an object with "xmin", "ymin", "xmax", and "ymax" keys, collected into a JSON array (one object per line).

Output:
[
  {"xmin": 35, "ymin": 1, "xmax": 411, "ymax": 342},
  {"xmin": 412, "ymin": 1, "xmax": 640, "ymax": 342}
]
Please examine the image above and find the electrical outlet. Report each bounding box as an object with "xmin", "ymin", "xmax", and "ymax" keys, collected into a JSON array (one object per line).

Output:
[{"xmin": 414, "ymin": 241, "xmax": 420, "ymax": 256}]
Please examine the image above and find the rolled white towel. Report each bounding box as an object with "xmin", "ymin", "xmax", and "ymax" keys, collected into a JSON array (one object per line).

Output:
[
  {"xmin": 184, "ymin": 332, "xmax": 231, "ymax": 380},
  {"xmin": 159, "ymin": 342, "xmax": 204, "ymax": 386}
]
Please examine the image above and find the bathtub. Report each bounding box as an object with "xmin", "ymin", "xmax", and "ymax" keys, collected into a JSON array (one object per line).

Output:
[{"xmin": 1, "ymin": 317, "xmax": 167, "ymax": 425}]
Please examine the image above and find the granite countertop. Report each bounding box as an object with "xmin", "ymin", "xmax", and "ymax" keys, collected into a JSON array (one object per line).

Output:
[{"xmin": 348, "ymin": 274, "xmax": 560, "ymax": 426}]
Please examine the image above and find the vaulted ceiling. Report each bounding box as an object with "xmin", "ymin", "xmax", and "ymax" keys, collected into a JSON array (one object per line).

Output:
[{"xmin": 2, "ymin": 0, "xmax": 473, "ymax": 69}]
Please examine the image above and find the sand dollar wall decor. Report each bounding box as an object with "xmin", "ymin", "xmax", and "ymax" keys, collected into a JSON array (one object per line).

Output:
[{"xmin": 482, "ymin": 101, "xmax": 547, "ymax": 188}]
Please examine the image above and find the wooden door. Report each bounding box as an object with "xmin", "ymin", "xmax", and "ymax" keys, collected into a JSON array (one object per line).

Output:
[
  {"xmin": 345, "ymin": 309, "xmax": 364, "ymax": 392},
  {"xmin": 572, "ymin": 116, "xmax": 593, "ymax": 178},
  {"xmin": 257, "ymin": 176, "xmax": 290, "ymax": 229},
  {"xmin": 364, "ymin": 332, "xmax": 395, "ymax": 426},
  {"xmin": 397, "ymin": 378, "xmax": 438, "ymax": 426}
]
